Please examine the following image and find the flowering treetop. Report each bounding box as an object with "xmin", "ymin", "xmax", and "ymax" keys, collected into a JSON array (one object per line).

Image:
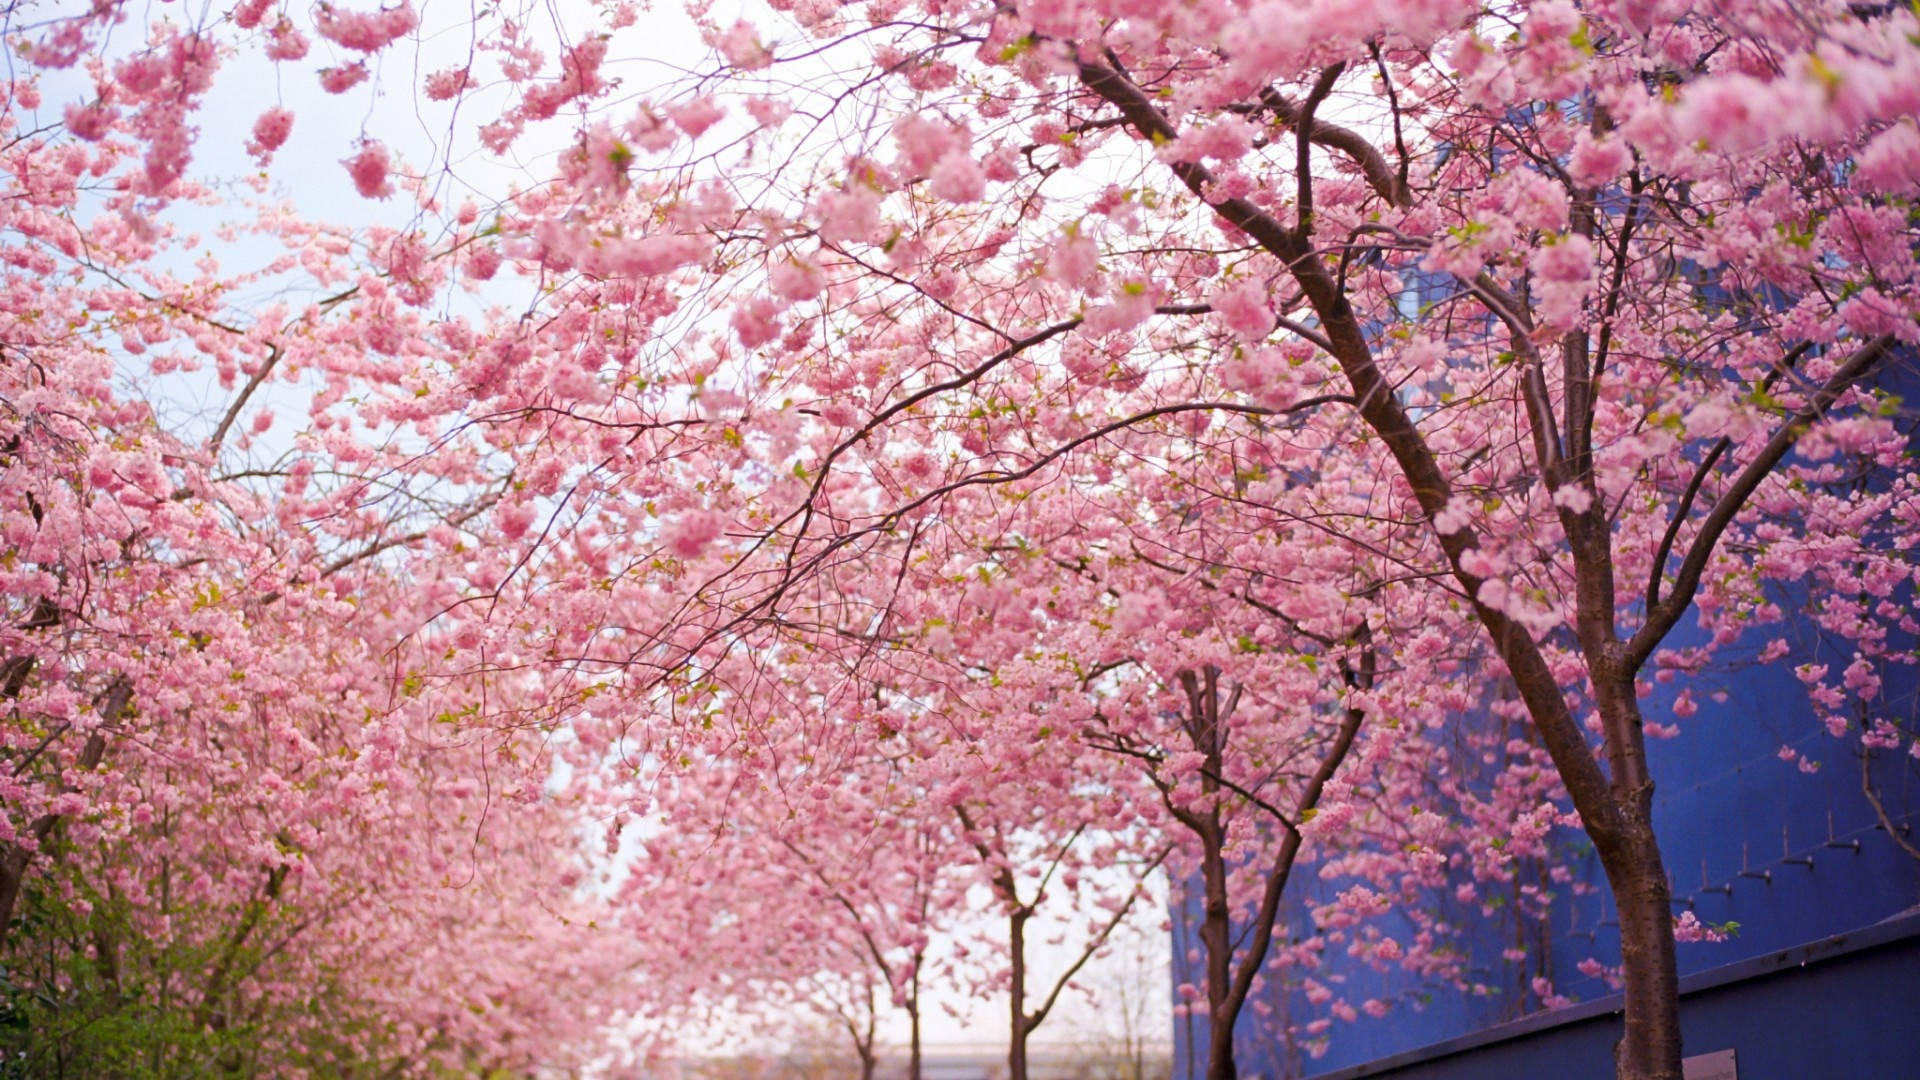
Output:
[{"xmin": 4, "ymin": 0, "xmax": 1917, "ymax": 1075}]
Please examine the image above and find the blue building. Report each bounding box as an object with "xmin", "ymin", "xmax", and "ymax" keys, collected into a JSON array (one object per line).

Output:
[{"xmin": 1171, "ymin": 562, "xmax": 1920, "ymax": 1080}]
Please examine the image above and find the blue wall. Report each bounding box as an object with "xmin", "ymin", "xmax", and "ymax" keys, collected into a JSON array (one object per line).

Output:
[
  {"xmin": 1171, "ymin": 606, "xmax": 1920, "ymax": 1079},
  {"xmin": 1306, "ymin": 913, "xmax": 1920, "ymax": 1080}
]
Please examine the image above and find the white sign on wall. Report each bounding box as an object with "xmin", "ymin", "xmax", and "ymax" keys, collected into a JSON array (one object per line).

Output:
[{"xmin": 1682, "ymin": 1048, "xmax": 1738, "ymax": 1080}]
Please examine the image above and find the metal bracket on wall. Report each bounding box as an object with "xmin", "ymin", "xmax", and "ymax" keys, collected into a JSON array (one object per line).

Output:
[
  {"xmin": 1781, "ymin": 825, "xmax": 1812, "ymax": 869},
  {"xmin": 1824, "ymin": 811, "xmax": 1860, "ymax": 853},
  {"xmin": 1700, "ymin": 857, "xmax": 1732, "ymax": 896}
]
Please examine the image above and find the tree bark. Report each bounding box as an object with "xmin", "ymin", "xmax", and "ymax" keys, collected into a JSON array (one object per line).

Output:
[
  {"xmin": 0, "ymin": 677, "xmax": 130, "ymax": 943},
  {"xmin": 1608, "ymin": 814, "xmax": 1683, "ymax": 1080},
  {"xmin": 907, "ymin": 960, "xmax": 923, "ymax": 1080},
  {"xmin": 1009, "ymin": 906, "xmax": 1030, "ymax": 1080},
  {"xmin": 1197, "ymin": 820, "xmax": 1237, "ymax": 1080}
]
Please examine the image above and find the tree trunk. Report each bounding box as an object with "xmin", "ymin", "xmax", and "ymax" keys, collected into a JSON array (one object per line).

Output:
[
  {"xmin": 1009, "ymin": 908, "xmax": 1030, "ymax": 1080},
  {"xmin": 1205, "ymin": 1010, "xmax": 1238, "ymax": 1080},
  {"xmin": 907, "ymin": 966, "xmax": 923, "ymax": 1080},
  {"xmin": 1596, "ymin": 801, "xmax": 1684, "ymax": 1080},
  {"xmin": 0, "ymin": 846, "xmax": 32, "ymax": 943},
  {"xmin": 1583, "ymin": 659, "xmax": 1684, "ymax": 1080},
  {"xmin": 0, "ymin": 682, "xmax": 121, "ymax": 944},
  {"xmin": 1198, "ymin": 823, "xmax": 1236, "ymax": 1080}
]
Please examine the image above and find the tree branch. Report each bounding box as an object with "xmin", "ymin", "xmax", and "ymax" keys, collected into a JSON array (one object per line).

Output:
[{"xmin": 1628, "ymin": 333, "xmax": 1896, "ymax": 670}]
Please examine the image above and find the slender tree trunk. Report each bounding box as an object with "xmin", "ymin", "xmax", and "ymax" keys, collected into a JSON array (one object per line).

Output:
[
  {"xmin": 839, "ymin": 983, "xmax": 879, "ymax": 1080},
  {"xmin": 1009, "ymin": 908, "xmax": 1030, "ymax": 1080},
  {"xmin": 907, "ymin": 963, "xmax": 923, "ymax": 1080},
  {"xmin": 1197, "ymin": 823, "xmax": 1236, "ymax": 1080}
]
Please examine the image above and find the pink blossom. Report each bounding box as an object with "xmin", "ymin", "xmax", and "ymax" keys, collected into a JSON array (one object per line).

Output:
[
  {"xmin": 1550, "ymin": 484, "xmax": 1592, "ymax": 513},
  {"xmin": 1569, "ymin": 132, "xmax": 1632, "ymax": 187},
  {"xmin": 1160, "ymin": 117, "xmax": 1256, "ymax": 165},
  {"xmin": 1209, "ymin": 278, "xmax": 1273, "ymax": 342},
  {"xmin": 1841, "ymin": 656, "xmax": 1881, "ymax": 697},
  {"xmin": 714, "ymin": 20, "xmax": 772, "ymax": 70},
  {"xmin": 1046, "ymin": 230, "xmax": 1100, "ymax": 288},
  {"xmin": 1082, "ymin": 279, "xmax": 1157, "ymax": 336},
  {"xmin": 265, "ymin": 21, "xmax": 310, "ymax": 61},
  {"xmin": 318, "ymin": 62, "xmax": 370, "ymax": 94},
  {"xmin": 596, "ymin": 233, "xmax": 710, "ymax": 276},
  {"xmin": 466, "ymin": 245, "xmax": 501, "ymax": 281},
  {"xmin": 1683, "ymin": 398, "xmax": 1734, "ymax": 439},
  {"xmin": 893, "ymin": 114, "xmax": 966, "ymax": 175},
  {"xmin": 814, "ymin": 186, "xmax": 880, "ymax": 245},
  {"xmin": 63, "ymin": 101, "xmax": 116, "ymax": 141},
  {"xmin": 981, "ymin": 145, "xmax": 1021, "ymax": 183},
  {"xmin": 1532, "ymin": 234, "xmax": 1594, "ymax": 326},
  {"xmin": 567, "ymin": 124, "xmax": 633, "ymax": 195},
  {"xmin": 1431, "ymin": 501, "xmax": 1471, "ymax": 536},
  {"xmin": 663, "ymin": 509, "xmax": 727, "ymax": 559},
  {"xmin": 246, "ymin": 107, "xmax": 294, "ymax": 162},
  {"xmin": 1496, "ymin": 171, "xmax": 1570, "ymax": 231},
  {"xmin": 668, "ymin": 96, "xmax": 726, "ymax": 137},
  {"xmin": 1854, "ymin": 122, "xmax": 1920, "ymax": 196},
  {"xmin": 731, "ymin": 296, "xmax": 783, "ymax": 348},
  {"xmin": 1840, "ymin": 288, "xmax": 1917, "ymax": 342},
  {"xmin": 314, "ymin": 2, "xmax": 418, "ymax": 52},
  {"xmin": 1477, "ymin": 577, "xmax": 1510, "ymax": 610},
  {"xmin": 345, "ymin": 140, "xmax": 394, "ymax": 199},
  {"xmin": 1112, "ymin": 589, "xmax": 1166, "ymax": 635},
  {"xmin": 423, "ymin": 67, "xmax": 471, "ymax": 101},
  {"xmin": 1672, "ymin": 912, "xmax": 1729, "ymax": 943},
  {"xmin": 497, "ymin": 502, "xmax": 537, "ymax": 541},
  {"xmin": 233, "ymin": 0, "xmax": 275, "ymax": 30},
  {"xmin": 1532, "ymin": 234, "xmax": 1593, "ymax": 283},
  {"xmin": 769, "ymin": 257, "xmax": 825, "ymax": 302},
  {"xmin": 746, "ymin": 97, "xmax": 792, "ymax": 128},
  {"xmin": 928, "ymin": 152, "xmax": 986, "ymax": 202}
]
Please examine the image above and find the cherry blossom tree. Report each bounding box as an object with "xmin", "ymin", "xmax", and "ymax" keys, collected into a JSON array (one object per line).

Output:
[
  {"xmin": 4, "ymin": 2, "xmax": 1917, "ymax": 1079},
  {"xmin": 568, "ymin": 6, "xmax": 1910, "ymax": 1076}
]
